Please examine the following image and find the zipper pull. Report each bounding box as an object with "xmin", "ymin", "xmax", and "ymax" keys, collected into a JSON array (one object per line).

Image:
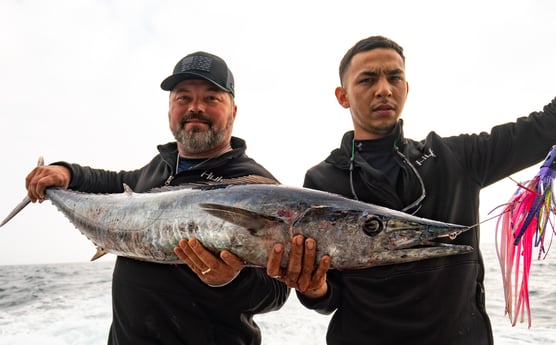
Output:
[{"xmin": 164, "ymin": 175, "xmax": 174, "ymax": 186}]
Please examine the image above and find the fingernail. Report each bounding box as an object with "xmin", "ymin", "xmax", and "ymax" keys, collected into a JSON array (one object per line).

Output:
[
  {"xmin": 274, "ymin": 245, "xmax": 283, "ymax": 253},
  {"xmin": 295, "ymin": 236, "xmax": 303, "ymax": 245},
  {"xmin": 306, "ymin": 239, "xmax": 314, "ymax": 250},
  {"xmin": 189, "ymin": 238, "xmax": 197, "ymax": 247}
]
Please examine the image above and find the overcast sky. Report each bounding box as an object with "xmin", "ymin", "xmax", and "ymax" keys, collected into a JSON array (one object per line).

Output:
[{"xmin": 1, "ymin": 0, "xmax": 555, "ymax": 265}]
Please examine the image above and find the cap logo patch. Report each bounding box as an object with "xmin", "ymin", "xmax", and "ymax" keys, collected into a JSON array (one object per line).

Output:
[{"xmin": 180, "ymin": 55, "xmax": 212, "ymax": 73}]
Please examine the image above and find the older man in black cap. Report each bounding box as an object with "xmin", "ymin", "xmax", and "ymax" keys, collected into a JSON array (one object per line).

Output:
[{"xmin": 25, "ymin": 51, "xmax": 289, "ymax": 345}]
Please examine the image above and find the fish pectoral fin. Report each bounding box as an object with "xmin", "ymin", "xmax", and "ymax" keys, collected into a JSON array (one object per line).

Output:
[
  {"xmin": 91, "ymin": 247, "xmax": 108, "ymax": 261},
  {"xmin": 199, "ymin": 203, "xmax": 284, "ymax": 235}
]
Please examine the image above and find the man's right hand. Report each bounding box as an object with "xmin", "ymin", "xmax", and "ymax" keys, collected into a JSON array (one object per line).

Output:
[
  {"xmin": 266, "ymin": 234, "xmax": 330, "ymax": 298},
  {"xmin": 25, "ymin": 165, "xmax": 71, "ymax": 202}
]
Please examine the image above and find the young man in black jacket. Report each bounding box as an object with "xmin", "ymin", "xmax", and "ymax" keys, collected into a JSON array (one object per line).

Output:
[
  {"xmin": 25, "ymin": 51, "xmax": 289, "ymax": 345},
  {"xmin": 267, "ymin": 35, "xmax": 556, "ymax": 344}
]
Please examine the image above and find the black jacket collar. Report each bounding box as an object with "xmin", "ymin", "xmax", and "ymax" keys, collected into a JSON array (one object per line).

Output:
[
  {"xmin": 324, "ymin": 120, "xmax": 424, "ymax": 211},
  {"xmin": 327, "ymin": 120, "xmax": 405, "ymax": 169},
  {"xmin": 157, "ymin": 136, "xmax": 248, "ymax": 173}
]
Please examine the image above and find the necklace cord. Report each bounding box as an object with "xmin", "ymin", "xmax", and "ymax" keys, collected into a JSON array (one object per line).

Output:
[
  {"xmin": 349, "ymin": 139, "xmax": 426, "ymax": 215},
  {"xmin": 349, "ymin": 139, "xmax": 359, "ymax": 200}
]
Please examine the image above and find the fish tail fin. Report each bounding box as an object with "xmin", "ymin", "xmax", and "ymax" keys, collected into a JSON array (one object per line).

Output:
[
  {"xmin": 0, "ymin": 196, "xmax": 31, "ymax": 227},
  {"xmin": 1, "ymin": 156, "xmax": 45, "ymax": 228}
]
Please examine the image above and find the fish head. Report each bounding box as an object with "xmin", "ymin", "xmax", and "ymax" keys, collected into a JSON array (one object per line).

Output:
[
  {"xmin": 354, "ymin": 208, "xmax": 474, "ymax": 268},
  {"xmin": 294, "ymin": 205, "xmax": 473, "ymax": 269}
]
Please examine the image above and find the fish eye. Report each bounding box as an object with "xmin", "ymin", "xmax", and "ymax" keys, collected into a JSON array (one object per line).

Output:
[{"xmin": 362, "ymin": 216, "xmax": 383, "ymax": 236}]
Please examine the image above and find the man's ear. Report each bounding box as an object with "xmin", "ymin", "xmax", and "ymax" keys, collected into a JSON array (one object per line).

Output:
[
  {"xmin": 232, "ymin": 104, "xmax": 237, "ymax": 120},
  {"xmin": 335, "ymin": 86, "xmax": 349, "ymax": 109}
]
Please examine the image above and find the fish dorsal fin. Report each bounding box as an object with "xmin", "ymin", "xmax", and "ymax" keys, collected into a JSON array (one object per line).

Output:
[
  {"xmin": 123, "ymin": 184, "xmax": 135, "ymax": 193},
  {"xmin": 218, "ymin": 175, "xmax": 279, "ymax": 185},
  {"xmin": 199, "ymin": 203, "xmax": 284, "ymax": 235},
  {"xmin": 148, "ymin": 175, "xmax": 279, "ymax": 193},
  {"xmin": 194, "ymin": 175, "xmax": 279, "ymax": 188}
]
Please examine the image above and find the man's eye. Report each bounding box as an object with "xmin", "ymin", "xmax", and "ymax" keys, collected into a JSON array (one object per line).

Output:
[{"xmin": 390, "ymin": 75, "xmax": 404, "ymax": 83}]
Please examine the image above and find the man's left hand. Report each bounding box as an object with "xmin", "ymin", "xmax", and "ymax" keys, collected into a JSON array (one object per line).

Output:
[{"xmin": 174, "ymin": 238, "xmax": 243, "ymax": 287}]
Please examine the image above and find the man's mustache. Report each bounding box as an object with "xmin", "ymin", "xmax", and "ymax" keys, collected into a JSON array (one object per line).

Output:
[{"xmin": 180, "ymin": 112, "xmax": 212, "ymax": 128}]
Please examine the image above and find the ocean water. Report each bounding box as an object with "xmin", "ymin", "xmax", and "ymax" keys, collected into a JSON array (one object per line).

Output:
[{"xmin": 0, "ymin": 244, "xmax": 554, "ymax": 345}]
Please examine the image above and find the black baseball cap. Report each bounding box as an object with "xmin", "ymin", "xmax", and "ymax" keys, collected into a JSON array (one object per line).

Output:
[{"xmin": 160, "ymin": 51, "xmax": 235, "ymax": 96}]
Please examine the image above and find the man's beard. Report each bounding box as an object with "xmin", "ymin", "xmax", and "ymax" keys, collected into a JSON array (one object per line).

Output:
[{"xmin": 171, "ymin": 113, "xmax": 232, "ymax": 154}]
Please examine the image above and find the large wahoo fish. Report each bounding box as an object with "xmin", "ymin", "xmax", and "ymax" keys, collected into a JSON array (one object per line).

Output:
[{"xmin": 1, "ymin": 176, "xmax": 473, "ymax": 269}]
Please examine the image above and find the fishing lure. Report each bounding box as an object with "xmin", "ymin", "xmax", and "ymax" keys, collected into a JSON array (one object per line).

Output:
[{"xmin": 494, "ymin": 145, "xmax": 556, "ymax": 328}]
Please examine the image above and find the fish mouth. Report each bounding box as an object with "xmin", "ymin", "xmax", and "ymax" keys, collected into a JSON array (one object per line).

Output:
[
  {"xmin": 388, "ymin": 226, "xmax": 469, "ymax": 249},
  {"xmin": 383, "ymin": 220, "xmax": 474, "ymax": 260},
  {"xmin": 382, "ymin": 242, "xmax": 474, "ymax": 267}
]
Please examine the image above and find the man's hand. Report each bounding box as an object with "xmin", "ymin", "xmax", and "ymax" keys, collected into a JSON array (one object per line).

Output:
[
  {"xmin": 266, "ymin": 235, "xmax": 330, "ymax": 298},
  {"xmin": 25, "ymin": 165, "xmax": 71, "ymax": 202},
  {"xmin": 174, "ymin": 238, "xmax": 244, "ymax": 287}
]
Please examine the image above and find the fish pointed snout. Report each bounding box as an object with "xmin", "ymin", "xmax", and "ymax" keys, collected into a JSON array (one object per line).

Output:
[
  {"xmin": 374, "ymin": 219, "xmax": 473, "ymax": 265},
  {"xmin": 385, "ymin": 217, "xmax": 470, "ymax": 250}
]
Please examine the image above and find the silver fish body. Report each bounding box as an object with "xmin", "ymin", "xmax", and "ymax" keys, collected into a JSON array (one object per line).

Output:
[{"xmin": 17, "ymin": 183, "xmax": 472, "ymax": 269}]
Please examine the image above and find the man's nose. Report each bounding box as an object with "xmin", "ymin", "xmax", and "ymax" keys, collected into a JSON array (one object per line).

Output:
[
  {"xmin": 187, "ymin": 99, "xmax": 206, "ymax": 112},
  {"xmin": 375, "ymin": 78, "xmax": 393, "ymax": 98}
]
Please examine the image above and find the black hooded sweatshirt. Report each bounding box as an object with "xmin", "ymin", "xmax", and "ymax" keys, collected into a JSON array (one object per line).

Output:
[
  {"xmin": 299, "ymin": 98, "xmax": 556, "ymax": 345},
  {"xmin": 55, "ymin": 137, "xmax": 290, "ymax": 345}
]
